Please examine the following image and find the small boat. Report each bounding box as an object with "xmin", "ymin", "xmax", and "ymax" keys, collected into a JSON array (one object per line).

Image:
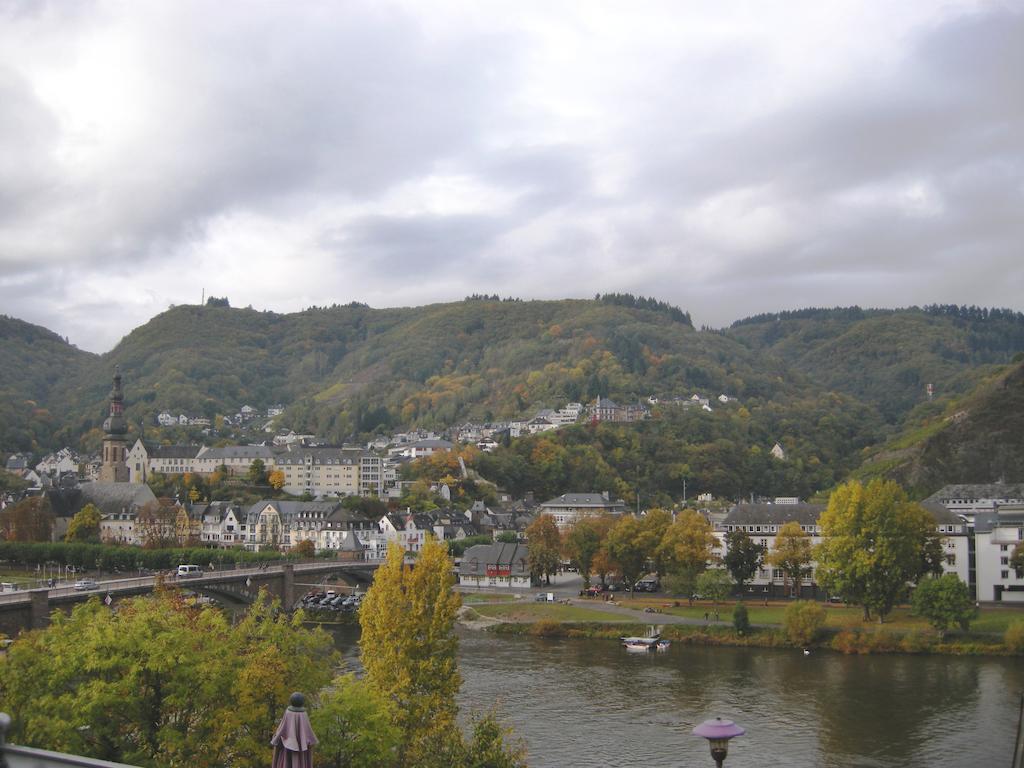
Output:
[
  {"xmin": 656, "ymin": 640, "xmax": 671, "ymax": 651},
  {"xmin": 620, "ymin": 634, "xmax": 662, "ymax": 652}
]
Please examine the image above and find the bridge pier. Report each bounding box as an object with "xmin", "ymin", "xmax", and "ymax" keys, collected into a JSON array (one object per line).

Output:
[
  {"xmin": 29, "ymin": 590, "xmax": 49, "ymax": 630},
  {"xmin": 282, "ymin": 563, "xmax": 295, "ymax": 608}
]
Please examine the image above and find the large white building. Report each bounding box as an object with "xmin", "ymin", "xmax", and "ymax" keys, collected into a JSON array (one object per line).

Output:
[
  {"xmin": 538, "ymin": 492, "xmax": 627, "ymax": 530},
  {"xmin": 972, "ymin": 504, "xmax": 1024, "ymax": 603}
]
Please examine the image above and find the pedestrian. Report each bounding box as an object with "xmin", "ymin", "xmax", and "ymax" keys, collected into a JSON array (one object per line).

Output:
[
  {"xmin": 704, "ymin": 610, "xmax": 709, "ymax": 621},
  {"xmin": 714, "ymin": 610, "xmax": 719, "ymax": 622}
]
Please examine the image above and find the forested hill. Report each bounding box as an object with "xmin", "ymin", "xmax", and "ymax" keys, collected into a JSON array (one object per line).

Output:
[
  {"xmin": 46, "ymin": 296, "xmax": 796, "ymax": 450},
  {"xmin": 0, "ymin": 315, "xmax": 95, "ymax": 452},
  {"xmin": 3, "ymin": 299, "xmax": 1024, "ymax": 501},
  {"xmin": 854, "ymin": 359, "xmax": 1024, "ymax": 496},
  {"xmin": 726, "ymin": 305, "xmax": 1024, "ymax": 421}
]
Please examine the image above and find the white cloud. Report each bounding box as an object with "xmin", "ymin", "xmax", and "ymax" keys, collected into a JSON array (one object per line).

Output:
[{"xmin": 0, "ymin": 0, "xmax": 1019, "ymax": 351}]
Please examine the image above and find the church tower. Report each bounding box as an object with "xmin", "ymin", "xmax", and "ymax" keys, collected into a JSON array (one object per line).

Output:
[{"xmin": 99, "ymin": 366, "xmax": 130, "ymax": 483}]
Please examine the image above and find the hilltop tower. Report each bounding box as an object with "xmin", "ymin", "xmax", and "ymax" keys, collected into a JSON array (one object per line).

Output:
[{"xmin": 98, "ymin": 366, "xmax": 130, "ymax": 483}]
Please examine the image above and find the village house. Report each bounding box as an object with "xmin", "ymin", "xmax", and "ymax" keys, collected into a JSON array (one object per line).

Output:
[{"xmin": 458, "ymin": 542, "xmax": 532, "ymax": 589}]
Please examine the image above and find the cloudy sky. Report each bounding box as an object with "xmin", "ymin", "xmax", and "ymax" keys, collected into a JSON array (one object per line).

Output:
[{"xmin": 1, "ymin": 0, "xmax": 1021, "ymax": 353}]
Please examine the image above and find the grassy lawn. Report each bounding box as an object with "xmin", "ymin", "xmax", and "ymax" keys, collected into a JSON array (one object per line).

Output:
[
  {"xmin": 460, "ymin": 593, "xmax": 518, "ymax": 604},
  {"xmin": 616, "ymin": 597, "xmax": 1024, "ymax": 634},
  {"xmin": 473, "ymin": 603, "xmax": 634, "ymax": 623}
]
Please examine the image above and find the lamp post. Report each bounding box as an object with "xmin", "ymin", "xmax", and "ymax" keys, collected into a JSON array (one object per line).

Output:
[{"xmin": 692, "ymin": 717, "xmax": 745, "ymax": 767}]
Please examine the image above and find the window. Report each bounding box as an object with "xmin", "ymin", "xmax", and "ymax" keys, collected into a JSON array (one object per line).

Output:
[
  {"xmin": 1001, "ymin": 545, "xmax": 1008, "ymax": 551},
  {"xmin": 1001, "ymin": 571, "xmax": 1009, "ymax": 579},
  {"xmin": 945, "ymin": 554, "xmax": 956, "ymax": 566},
  {"xmin": 772, "ymin": 569, "xmax": 783, "ymax": 579}
]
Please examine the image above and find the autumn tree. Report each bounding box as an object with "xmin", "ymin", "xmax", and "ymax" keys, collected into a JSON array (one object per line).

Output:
[
  {"xmin": 0, "ymin": 496, "xmax": 55, "ymax": 542},
  {"xmin": 268, "ymin": 469, "xmax": 286, "ymax": 491},
  {"xmin": 639, "ymin": 508, "xmax": 673, "ymax": 576},
  {"xmin": 816, "ymin": 479, "xmax": 943, "ymax": 623},
  {"xmin": 63, "ymin": 503, "xmax": 102, "ymax": 544},
  {"xmin": 136, "ymin": 501, "xmax": 179, "ymax": 549},
  {"xmin": 292, "ymin": 539, "xmax": 315, "ymax": 558},
  {"xmin": 766, "ymin": 521, "xmax": 813, "ymax": 598},
  {"xmin": 359, "ymin": 538, "xmax": 463, "ymax": 766},
  {"xmin": 525, "ymin": 514, "xmax": 561, "ymax": 585},
  {"xmin": 0, "ymin": 590, "xmax": 336, "ymax": 767},
  {"xmin": 657, "ymin": 510, "xmax": 716, "ymax": 601}
]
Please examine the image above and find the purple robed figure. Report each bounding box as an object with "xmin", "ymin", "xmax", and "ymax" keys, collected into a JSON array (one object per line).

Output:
[{"xmin": 271, "ymin": 692, "xmax": 318, "ymax": 768}]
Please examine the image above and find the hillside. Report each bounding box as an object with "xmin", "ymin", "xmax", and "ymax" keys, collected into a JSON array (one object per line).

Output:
[
  {"xmin": 2, "ymin": 298, "xmax": 1023, "ymax": 501},
  {"xmin": 855, "ymin": 358, "xmax": 1024, "ymax": 496},
  {"xmin": 36, "ymin": 297, "xmax": 813, "ymax": 449},
  {"xmin": 0, "ymin": 315, "xmax": 95, "ymax": 452},
  {"xmin": 727, "ymin": 306, "xmax": 1024, "ymax": 421}
]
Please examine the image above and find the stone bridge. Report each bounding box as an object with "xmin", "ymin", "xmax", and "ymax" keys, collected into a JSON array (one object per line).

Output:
[{"xmin": 0, "ymin": 560, "xmax": 381, "ymax": 636}]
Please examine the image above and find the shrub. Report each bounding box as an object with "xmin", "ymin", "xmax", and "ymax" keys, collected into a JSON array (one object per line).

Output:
[
  {"xmin": 899, "ymin": 630, "xmax": 933, "ymax": 654},
  {"xmin": 529, "ymin": 619, "xmax": 563, "ymax": 638},
  {"xmin": 1005, "ymin": 620, "xmax": 1024, "ymax": 653},
  {"xmin": 732, "ymin": 602, "xmax": 750, "ymax": 635},
  {"xmin": 783, "ymin": 600, "xmax": 826, "ymax": 646}
]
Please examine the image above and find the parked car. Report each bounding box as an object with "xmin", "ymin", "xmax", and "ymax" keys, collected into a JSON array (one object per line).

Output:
[
  {"xmin": 74, "ymin": 579, "xmax": 98, "ymax": 591},
  {"xmin": 634, "ymin": 576, "xmax": 660, "ymax": 593},
  {"xmin": 583, "ymin": 584, "xmax": 605, "ymax": 597}
]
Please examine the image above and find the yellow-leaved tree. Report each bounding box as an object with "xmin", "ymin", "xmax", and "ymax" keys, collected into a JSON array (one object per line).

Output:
[{"xmin": 359, "ymin": 537, "xmax": 463, "ymax": 767}]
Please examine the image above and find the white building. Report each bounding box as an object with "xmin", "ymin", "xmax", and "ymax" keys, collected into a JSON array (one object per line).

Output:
[
  {"xmin": 973, "ymin": 503, "xmax": 1024, "ymax": 603},
  {"xmin": 538, "ymin": 492, "xmax": 627, "ymax": 530}
]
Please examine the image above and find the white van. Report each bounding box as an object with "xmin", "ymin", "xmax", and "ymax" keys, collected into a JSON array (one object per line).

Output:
[{"xmin": 177, "ymin": 565, "xmax": 202, "ymax": 578}]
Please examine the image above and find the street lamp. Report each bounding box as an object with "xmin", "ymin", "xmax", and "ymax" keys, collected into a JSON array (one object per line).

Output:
[{"xmin": 692, "ymin": 717, "xmax": 745, "ymax": 767}]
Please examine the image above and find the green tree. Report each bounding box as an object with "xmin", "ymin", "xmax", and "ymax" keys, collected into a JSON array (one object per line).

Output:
[
  {"xmin": 816, "ymin": 479, "xmax": 943, "ymax": 623},
  {"xmin": 1010, "ymin": 542, "xmax": 1024, "ymax": 575},
  {"xmin": 247, "ymin": 458, "xmax": 267, "ymax": 485},
  {"xmin": 722, "ymin": 529, "xmax": 766, "ymax": 598},
  {"xmin": 461, "ymin": 711, "xmax": 527, "ymax": 768},
  {"xmin": 656, "ymin": 510, "xmax": 716, "ymax": 601},
  {"xmin": 732, "ymin": 602, "xmax": 750, "ymax": 635},
  {"xmin": 64, "ymin": 503, "xmax": 102, "ymax": 543},
  {"xmin": 911, "ymin": 574, "xmax": 976, "ymax": 639},
  {"xmin": 525, "ymin": 514, "xmax": 561, "ymax": 585},
  {"xmin": 495, "ymin": 531, "xmax": 519, "ymax": 544},
  {"xmin": 0, "ymin": 589, "xmax": 335, "ymax": 767},
  {"xmin": 766, "ymin": 521, "xmax": 812, "ymax": 598},
  {"xmin": 563, "ymin": 517, "xmax": 604, "ymax": 588},
  {"xmin": 310, "ymin": 674, "xmax": 401, "ymax": 768},
  {"xmin": 605, "ymin": 515, "xmax": 649, "ymax": 597},
  {"xmin": 359, "ymin": 539, "xmax": 462, "ymax": 767},
  {"xmin": 783, "ymin": 600, "xmax": 826, "ymax": 646},
  {"xmin": 695, "ymin": 568, "xmax": 734, "ymax": 604}
]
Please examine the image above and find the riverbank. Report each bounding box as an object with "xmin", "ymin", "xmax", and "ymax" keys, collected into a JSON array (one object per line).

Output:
[{"xmin": 458, "ymin": 596, "xmax": 1024, "ymax": 657}]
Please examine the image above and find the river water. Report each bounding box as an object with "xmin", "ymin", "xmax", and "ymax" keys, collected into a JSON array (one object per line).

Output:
[{"xmin": 330, "ymin": 626, "xmax": 1022, "ymax": 767}]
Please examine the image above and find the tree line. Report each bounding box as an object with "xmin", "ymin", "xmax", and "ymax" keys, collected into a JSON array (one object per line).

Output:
[{"xmin": 527, "ymin": 479, "xmax": 965, "ymax": 626}]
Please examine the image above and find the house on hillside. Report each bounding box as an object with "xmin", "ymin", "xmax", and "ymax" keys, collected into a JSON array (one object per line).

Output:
[{"xmin": 539, "ymin": 492, "xmax": 627, "ymax": 530}]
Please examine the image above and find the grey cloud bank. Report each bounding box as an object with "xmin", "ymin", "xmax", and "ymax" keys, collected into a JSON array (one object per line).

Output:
[{"xmin": 0, "ymin": 0, "xmax": 1020, "ymax": 352}]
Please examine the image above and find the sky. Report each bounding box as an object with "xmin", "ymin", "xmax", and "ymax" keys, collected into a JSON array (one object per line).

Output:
[{"xmin": 1, "ymin": 0, "xmax": 1021, "ymax": 353}]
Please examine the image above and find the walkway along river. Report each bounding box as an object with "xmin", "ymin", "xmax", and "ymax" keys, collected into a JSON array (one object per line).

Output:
[{"xmin": 329, "ymin": 625, "xmax": 1024, "ymax": 768}]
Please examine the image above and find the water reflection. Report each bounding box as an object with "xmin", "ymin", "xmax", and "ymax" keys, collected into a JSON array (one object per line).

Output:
[{"xmin": 324, "ymin": 625, "xmax": 1022, "ymax": 768}]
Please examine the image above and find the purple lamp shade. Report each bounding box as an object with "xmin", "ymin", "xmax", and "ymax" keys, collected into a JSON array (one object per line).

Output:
[{"xmin": 692, "ymin": 717, "xmax": 745, "ymax": 741}]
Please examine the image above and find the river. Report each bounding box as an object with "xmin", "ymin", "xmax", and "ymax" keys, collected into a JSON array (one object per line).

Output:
[{"xmin": 329, "ymin": 625, "xmax": 1023, "ymax": 767}]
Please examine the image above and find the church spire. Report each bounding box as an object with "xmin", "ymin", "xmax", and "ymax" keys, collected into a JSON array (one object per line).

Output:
[{"xmin": 99, "ymin": 366, "xmax": 130, "ymax": 482}]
